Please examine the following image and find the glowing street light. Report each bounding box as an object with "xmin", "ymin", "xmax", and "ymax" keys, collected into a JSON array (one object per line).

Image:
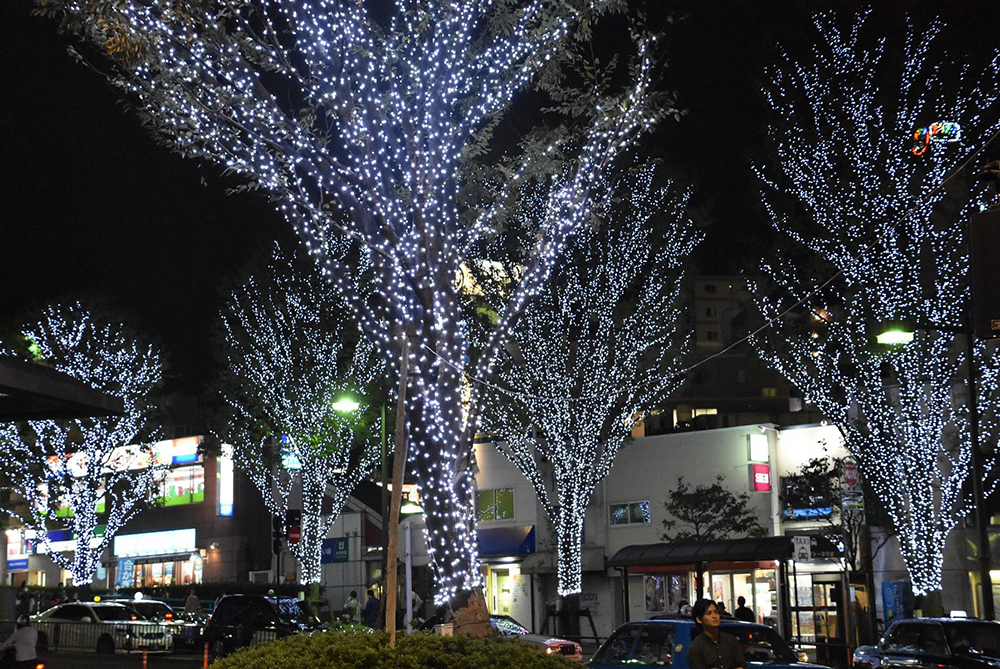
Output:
[
  {"xmin": 331, "ymin": 398, "xmax": 360, "ymax": 413},
  {"xmin": 875, "ymin": 320, "xmax": 915, "ymax": 345}
]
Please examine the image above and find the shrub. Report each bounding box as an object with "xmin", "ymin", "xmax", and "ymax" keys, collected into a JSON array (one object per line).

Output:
[{"xmin": 211, "ymin": 629, "xmax": 578, "ymax": 669}]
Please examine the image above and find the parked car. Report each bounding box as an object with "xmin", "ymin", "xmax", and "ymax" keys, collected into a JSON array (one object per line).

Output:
[
  {"xmin": 588, "ymin": 616, "xmax": 828, "ymax": 668},
  {"xmin": 854, "ymin": 618, "xmax": 1000, "ymax": 669},
  {"xmin": 204, "ymin": 594, "xmax": 325, "ymax": 657},
  {"xmin": 32, "ymin": 601, "xmax": 172, "ymax": 654},
  {"xmin": 417, "ymin": 612, "xmax": 582, "ymax": 661},
  {"xmin": 126, "ymin": 597, "xmax": 205, "ymax": 650}
]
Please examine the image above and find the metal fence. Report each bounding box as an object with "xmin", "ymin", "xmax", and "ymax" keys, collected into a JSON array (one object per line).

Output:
[{"xmin": 0, "ymin": 619, "xmax": 172, "ymax": 654}]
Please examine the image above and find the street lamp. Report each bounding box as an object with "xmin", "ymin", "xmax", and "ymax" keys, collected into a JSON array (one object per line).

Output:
[
  {"xmin": 332, "ymin": 397, "xmax": 361, "ymax": 413},
  {"xmin": 877, "ymin": 318, "xmax": 994, "ymax": 620}
]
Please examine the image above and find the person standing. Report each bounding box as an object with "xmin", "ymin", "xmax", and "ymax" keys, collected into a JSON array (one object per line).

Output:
[
  {"xmin": 734, "ymin": 596, "xmax": 755, "ymax": 623},
  {"xmin": 183, "ymin": 589, "xmax": 201, "ymax": 616},
  {"xmin": 687, "ymin": 599, "xmax": 746, "ymax": 669},
  {"xmin": 363, "ymin": 590, "xmax": 379, "ymax": 628},
  {"xmin": 0, "ymin": 615, "xmax": 38, "ymax": 669},
  {"xmin": 14, "ymin": 585, "xmax": 31, "ymax": 619},
  {"xmin": 343, "ymin": 591, "xmax": 361, "ymax": 623}
]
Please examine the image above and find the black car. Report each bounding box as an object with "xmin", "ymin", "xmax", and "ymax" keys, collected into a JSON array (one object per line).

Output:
[
  {"xmin": 203, "ymin": 595, "xmax": 324, "ymax": 657},
  {"xmin": 854, "ymin": 618, "xmax": 1000, "ymax": 669}
]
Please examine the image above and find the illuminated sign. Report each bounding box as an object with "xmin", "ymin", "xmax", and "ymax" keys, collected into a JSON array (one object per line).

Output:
[
  {"xmin": 750, "ymin": 464, "xmax": 772, "ymax": 492},
  {"xmin": 912, "ymin": 121, "xmax": 961, "ymax": 156},
  {"xmin": 113, "ymin": 528, "xmax": 197, "ymax": 557},
  {"xmin": 218, "ymin": 444, "xmax": 234, "ymax": 517},
  {"xmin": 748, "ymin": 433, "xmax": 769, "ymax": 463}
]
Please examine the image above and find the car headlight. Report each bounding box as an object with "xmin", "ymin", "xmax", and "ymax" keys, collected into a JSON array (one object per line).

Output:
[{"xmin": 546, "ymin": 647, "xmax": 556, "ymax": 654}]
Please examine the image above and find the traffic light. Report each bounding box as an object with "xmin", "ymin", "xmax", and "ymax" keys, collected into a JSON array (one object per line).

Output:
[
  {"xmin": 272, "ymin": 537, "xmax": 283, "ymax": 556},
  {"xmin": 271, "ymin": 514, "xmax": 284, "ymax": 538},
  {"xmin": 285, "ymin": 509, "xmax": 301, "ymax": 534}
]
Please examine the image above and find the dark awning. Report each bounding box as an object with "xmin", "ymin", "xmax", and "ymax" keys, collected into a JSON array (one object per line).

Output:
[
  {"xmin": 607, "ymin": 536, "xmax": 793, "ymax": 567},
  {"xmin": 0, "ymin": 357, "xmax": 123, "ymax": 421}
]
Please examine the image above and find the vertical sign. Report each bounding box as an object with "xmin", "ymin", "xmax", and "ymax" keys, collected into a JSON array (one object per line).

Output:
[
  {"xmin": 218, "ymin": 444, "xmax": 234, "ymax": 516},
  {"xmin": 750, "ymin": 464, "xmax": 772, "ymax": 492}
]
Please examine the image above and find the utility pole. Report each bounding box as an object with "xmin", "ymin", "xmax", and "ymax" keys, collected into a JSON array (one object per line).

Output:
[{"xmin": 385, "ymin": 337, "xmax": 410, "ymax": 647}]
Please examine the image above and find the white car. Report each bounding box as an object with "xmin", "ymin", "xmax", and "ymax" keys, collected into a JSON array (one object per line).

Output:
[{"xmin": 32, "ymin": 601, "xmax": 173, "ymax": 653}]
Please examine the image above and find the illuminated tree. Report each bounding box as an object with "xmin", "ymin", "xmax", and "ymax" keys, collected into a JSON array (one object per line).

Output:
[
  {"xmin": 482, "ymin": 165, "xmax": 700, "ymax": 596},
  {"xmin": 752, "ymin": 9, "xmax": 1000, "ymax": 595},
  {"xmin": 34, "ymin": 0, "xmax": 667, "ymax": 614},
  {"xmin": 0, "ymin": 302, "xmax": 164, "ymax": 585},
  {"xmin": 219, "ymin": 244, "xmax": 380, "ymax": 585}
]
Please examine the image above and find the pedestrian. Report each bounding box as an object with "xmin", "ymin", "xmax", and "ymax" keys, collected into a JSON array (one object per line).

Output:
[
  {"xmin": 343, "ymin": 590, "xmax": 361, "ymax": 624},
  {"xmin": 0, "ymin": 615, "xmax": 38, "ymax": 669},
  {"xmin": 687, "ymin": 599, "xmax": 746, "ymax": 669},
  {"xmin": 364, "ymin": 590, "xmax": 379, "ymax": 628},
  {"xmin": 14, "ymin": 584, "xmax": 31, "ymax": 618},
  {"xmin": 52, "ymin": 582, "xmax": 66, "ymax": 607},
  {"xmin": 678, "ymin": 599, "xmax": 691, "ymax": 616},
  {"xmin": 184, "ymin": 589, "xmax": 201, "ymax": 616},
  {"xmin": 734, "ymin": 596, "xmax": 755, "ymax": 623},
  {"xmin": 716, "ymin": 601, "xmax": 728, "ymax": 617}
]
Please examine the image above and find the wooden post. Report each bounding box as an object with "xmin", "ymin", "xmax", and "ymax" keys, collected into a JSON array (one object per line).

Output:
[{"xmin": 385, "ymin": 336, "xmax": 410, "ymax": 648}]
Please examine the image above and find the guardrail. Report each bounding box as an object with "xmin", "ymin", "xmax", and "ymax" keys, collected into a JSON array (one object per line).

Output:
[{"xmin": 0, "ymin": 619, "xmax": 172, "ymax": 654}]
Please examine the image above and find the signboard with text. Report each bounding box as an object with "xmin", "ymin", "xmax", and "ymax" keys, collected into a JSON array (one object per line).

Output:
[{"xmin": 322, "ymin": 538, "xmax": 349, "ymax": 563}]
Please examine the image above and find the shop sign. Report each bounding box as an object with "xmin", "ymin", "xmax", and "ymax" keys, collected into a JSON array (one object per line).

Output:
[
  {"xmin": 842, "ymin": 459, "xmax": 860, "ymax": 489},
  {"xmin": 6, "ymin": 557, "xmax": 28, "ymax": 572},
  {"xmin": 749, "ymin": 464, "xmax": 772, "ymax": 492},
  {"xmin": 791, "ymin": 536, "xmax": 812, "ymax": 561},
  {"xmin": 322, "ymin": 537, "xmax": 349, "ymax": 563}
]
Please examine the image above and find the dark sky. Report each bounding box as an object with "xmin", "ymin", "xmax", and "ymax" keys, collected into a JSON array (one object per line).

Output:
[{"xmin": 2, "ymin": 0, "xmax": 998, "ymax": 393}]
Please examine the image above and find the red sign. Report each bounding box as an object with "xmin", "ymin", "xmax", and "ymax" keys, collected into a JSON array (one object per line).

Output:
[
  {"xmin": 750, "ymin": 464, "xmax": 772, "ymax": 492},
  {"xmin": 288, "ymin": 527, "xmax": 301, "ymax": 544},
  {"xmin": 843, "ymin": 459, "xmax": 860, "ymax": 489}
]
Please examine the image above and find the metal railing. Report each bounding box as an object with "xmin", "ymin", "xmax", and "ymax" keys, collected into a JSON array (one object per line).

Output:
[{"xmin": 0, "ymin": 619, "xmax": 172, "ymax": 654}]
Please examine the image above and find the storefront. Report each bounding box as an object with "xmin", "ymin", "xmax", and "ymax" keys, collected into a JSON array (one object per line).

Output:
[
  {"xmin": 477, "ymin": 525, "xmax": 536, "ymax": 628},
  {"xmin": 608, "ymin": 536, "xmax": 792, "ymax": 636},
  {"xmin": 111, "ymin": 528, "xmax": 203, "ymax": 588}
]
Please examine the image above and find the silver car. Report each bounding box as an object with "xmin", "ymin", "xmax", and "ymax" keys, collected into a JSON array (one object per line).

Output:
[{"xmin": 32, "ymin": 601, "xmax": 173, "ymax": 653}]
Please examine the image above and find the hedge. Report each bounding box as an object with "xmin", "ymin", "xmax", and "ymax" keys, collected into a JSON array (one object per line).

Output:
[{"xmin": 211, "ymin": 629, "xmax": 578, "ymax": 669}]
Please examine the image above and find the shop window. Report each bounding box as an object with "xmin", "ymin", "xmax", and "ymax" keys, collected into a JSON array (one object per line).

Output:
[
  {"xmin": 476, "ymin": 488, "xmax": 514, "ymax": 522},
  {"xmin": 155, "ymin": 464, "xmax": 205, "ymax": 506},
  {"xmin": 610, "ymin": 501, "xmax": 650, "ymax": 526}
]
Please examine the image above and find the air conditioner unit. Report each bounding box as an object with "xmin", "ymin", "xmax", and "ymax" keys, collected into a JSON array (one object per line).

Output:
[{"xmin": 249, "ymin": 570, "xmax": 272, "ymax": 584}]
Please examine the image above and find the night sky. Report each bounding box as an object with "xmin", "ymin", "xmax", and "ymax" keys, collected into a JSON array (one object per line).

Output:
[{"xmin": 2, "ymin": 1, "xmax": 998, "ymax": 393}]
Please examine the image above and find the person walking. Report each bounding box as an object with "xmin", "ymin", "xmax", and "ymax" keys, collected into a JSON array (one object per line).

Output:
[
  {"xmin": 184, "ymin": 589, "xmax": 201, "ymax": 616},
  {"xmin": 14, "ymin": 585, "xmax": 31, "ymax": 619},
  {"xmin": 343, "ymin": 591, "xmax": 361, "ymax": 624},
  {"xmin": 734, "ymin": 596, "xmax": 755, "ymax": 623},
  {"xmin": 687, "ymin": 599, "xmax": 746, "ymax": 669},
  {"xmin": 0, "ymin": 615, "xmax": 38, "ymax": 669},
  {"xmin": 363, "ymin": 590, "xmax": 379, "ymax": 628}
]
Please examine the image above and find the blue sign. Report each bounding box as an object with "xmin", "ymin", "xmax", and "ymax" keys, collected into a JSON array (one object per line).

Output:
[
  {"xmin": 882, "ymin": 581, "xmax": 911, "ymax": 626},
  {"xmin": 6, "ymin": 558, "xmax": 28, "ymax": 572},
  {"xmin": 116, "ymin": 557, "xmax": 135, "ymax": 589},
  {"xmin": 322, "ymin": 538, "xmax": 349, "ymax": 563}
]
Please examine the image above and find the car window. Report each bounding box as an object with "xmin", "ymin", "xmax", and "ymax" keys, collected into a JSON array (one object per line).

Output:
[
  {"xmin": 273, "ymin": 598, "xmax": 318, "ymax": 626},
  {"xmin": 95, "ymin": 605, "xmax": 141, "ymax": 621},
  {"xmin": 211, "ymin": 600, "xmax": 236, "ymax": 625},
  {"xmin": 52, "ymin": 604, "xmax": 89, "ymax": 621},
  {"xmin": 944, "ymin": 623, "xmax": 1000, "ymax": 658},
  {"xmin": 886, "ymin": 624, "xmax": 922, "ymax": 652},
  {"xmin": 633, "ymin": 625, "xmax": 676, "ymax": 665},
  {"xmin": 134, "ymin": 603, "xmax": 171, "ymax": 619},
  {"xmin": 593, "ymin": 625, "xmax": 642, "ymax": 664},
  {"xmin": 724, "ymin": 625, "xmax": 796, "ymax": 663}
]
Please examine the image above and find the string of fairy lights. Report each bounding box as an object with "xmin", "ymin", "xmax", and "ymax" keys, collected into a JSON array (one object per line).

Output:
[
  {"xmin": 750, "ymin": 9, "xmax": 1000, "ymax": 594},
  {"xmin": 0, "ymin": 303, "xmax": 164, "ymax": 585},
  {"xmin": 220, "ymin": 244, "xmax": 381, "ymax": 585},
  {"xmin": 480, "ymin": 163, "xmax": 701, "ymax": 595}
]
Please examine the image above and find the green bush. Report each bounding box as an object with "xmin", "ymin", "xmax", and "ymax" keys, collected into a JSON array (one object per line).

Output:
[{"xmin": 211, "ymin": 629, "xmax": 578, "ymax": 669}]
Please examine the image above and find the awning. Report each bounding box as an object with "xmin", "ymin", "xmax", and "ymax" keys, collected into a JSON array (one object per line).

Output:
[
  {"xmin": 608, "ymin": 536, "xmax": 793, "ymax": 567},
  {"xmin": 520, "ymin": 548, "xmax": 605, "ymax": 574},
  {"xmin": 0, "ymin": 356, "xmax": 123, "ymax": 421},
  {"xmin": 477, "ymin": 525, "xmax": 535, "ymax": 557},
  {"xmin": 115, "ymin": 552, "xmax": 200, "ymax": 567}
]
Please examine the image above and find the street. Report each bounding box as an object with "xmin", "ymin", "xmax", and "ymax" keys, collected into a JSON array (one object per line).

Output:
[{"xmin": 36, "ymin": 651, "xmax": 206, "ymax": 669}]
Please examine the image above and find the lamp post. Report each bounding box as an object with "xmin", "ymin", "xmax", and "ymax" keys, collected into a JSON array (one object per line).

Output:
[{"xmin": 877, "ymin": 317, "xmax": 995, "ymax": 620}]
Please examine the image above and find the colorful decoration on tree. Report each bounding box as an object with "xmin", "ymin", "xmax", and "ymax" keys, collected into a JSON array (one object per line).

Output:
[
  {"xmin": 219, "ymin": 244, "xmax": 380, "ymax": 585},
  {"xmin": 0, "ymin": 302, "xmax": 165, "ymax": 585},
  {"xmin": 912, "ymin": 121, "xmax": 961, "ymax": 155},
  {"xmin": 755, "ymin": 9, "xmax": 1000, "ymax": 595},
  {"xmin": 482, "ymin": 164, "xmax": 701, "ymax": 596}
]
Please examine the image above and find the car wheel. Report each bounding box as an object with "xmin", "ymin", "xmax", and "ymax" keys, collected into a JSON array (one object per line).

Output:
[
  {"xmin": 211, "ymin": 639, "xmax": 228, "ymax": 659},
  {"xmin": 96, "ymin": 634, "xmax": 116, "ymax": 654},
  {"xmin": 36, "ymin": 631, "xmax": 48, "ymax": 653}
]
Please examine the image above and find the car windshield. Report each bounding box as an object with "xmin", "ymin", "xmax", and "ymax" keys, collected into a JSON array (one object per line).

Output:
[
  {"xmin": 492, "ymin": 616, "xmax": 529, "ymax": 636},
  {"xmin": 272, "ymin": 598, "xmax": 318, "ymax": 626},
  {"xmin": 95, "ymin": 605, "xmax": 143, "ymax": 621},
  {"xmin": 944, "ymin": 623, "xmax": 1000, "ymax": 658},
  {"xmin": 592, "ymin": 625, "xmax": 642, "ymax": 664},
  {"xmin": 723, "ymin": 624, "xmax": 797, "ymax": 663},
  {"xmin": 133, "ymin": 602, "xmax": 172, "ymax": 620}
]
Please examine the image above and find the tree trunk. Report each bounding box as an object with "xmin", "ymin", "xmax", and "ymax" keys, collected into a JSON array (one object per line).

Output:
[
  {"xmin": 555, "ymin": 511, "xmax": 585, "ymax": 596},
  {"xmin": 295, "ymin": 471, "xmax": 328, "ymax": 585}
]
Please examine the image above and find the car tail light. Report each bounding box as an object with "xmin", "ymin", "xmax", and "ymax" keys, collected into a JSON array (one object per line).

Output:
[
  {"xmin": 35, "ymin": 664, "xmax": 45, "ymax": 669},
  {"xmin": 166, "ymin": 613, "xmax": 173, "ymax": 621}
]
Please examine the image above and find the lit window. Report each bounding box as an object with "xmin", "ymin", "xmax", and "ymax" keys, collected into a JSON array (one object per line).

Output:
[
  {"xmin": 692, "ymin": 408, "xmax": 718, "ymax": 418},
  {"xmin": 476, "ymin": 488, "xmax": 514, "ymax": 522},
  {"xmin": 762, "ymin": 387, "xmax": 778, "ymax": 398},
  {"xmin": 610, "ymin": 501, "xmax": 651, "ymax": 525}
]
